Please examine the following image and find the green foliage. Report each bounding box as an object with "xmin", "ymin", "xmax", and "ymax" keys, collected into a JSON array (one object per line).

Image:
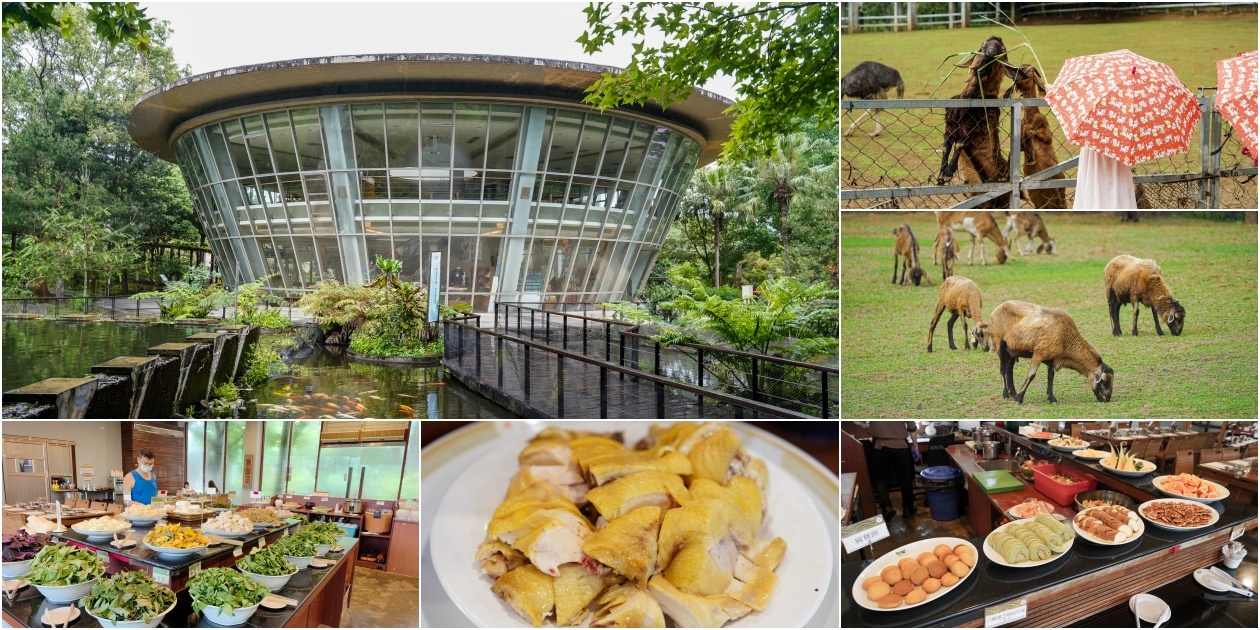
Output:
[
  {"xmin": 348, "ymin": 322, "xmax": 443, "ymax": 358},
  {"xmin": 438, "ymin": 301, "xmax": 475, "ymax": 318},
  {"xmin": 187, "ymin": 567, "xmax": 268, "ymax": 616},
  {"xmin": 19, "ymin": 543, "xmax": 104, "ymax": 586},
  {"xmin": 211, "ymin": 381, "xmax": 239, "ymax": 402},
  {"xmin": 130, "ymin": 263, "xmax": 231, "ymax": 320},
  {"xmin": 2, "ymin": 2, "xmax": 155, "ymax": 50},
  {"xmin": 9, "ymin": 201, "xmax": 138, "ymax": 298},
  {"xmin": 634, "ymin": 281, "xmax": 683, "ymax": 321},
  {"xmin": 733, "ymin": 252, "xmax": 786, "ymax": 287},
  {"xmin": 295, "ymin": 280, "xmax": 375, "ymax": 340},
  {"xmin": 234, "ymin": 547, "xmax": 296, "ymax": 577},
  {"xmin": 231, "ymin": 275, "xmax": 290, "ymax": 328},
  {"xmin": 665, "ymin": 275, "xmax": 838, "ymax": 357},
  {"xmin": 578, "ymin": 2, "xmax": 838, "ymax": 162},
  {"xmin": 599, "ymin": 301, "xmax": 652, "ymax": 324},
  {"xmin": 240, "ymin": 336, "xmax": 297, "ymax": 388},
  {"xmin": 78, "ymin": 569, "xmax": 176, "ymax": 624}
]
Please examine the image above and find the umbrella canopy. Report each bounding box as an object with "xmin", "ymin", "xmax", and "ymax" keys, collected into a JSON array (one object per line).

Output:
[
  {"xmin": 1215, "ymin": 50, "xmax": 1258, "ymax": 156},
  {"xmin": 1045, "ymin": 49, "xmax": 1200, "ymax": 166}
]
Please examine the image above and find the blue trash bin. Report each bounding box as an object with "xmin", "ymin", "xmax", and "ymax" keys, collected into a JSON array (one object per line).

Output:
[{"xmin": 921, "ymin": 466, "xmax": 962, "ymax": 521}]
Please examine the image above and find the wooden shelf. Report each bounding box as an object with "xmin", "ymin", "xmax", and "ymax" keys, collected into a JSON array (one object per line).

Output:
[
  {"xmin": 360, "ymin": 531, "xmax": 391, "ymax": 539},
  {"xmin": 292, "ymin": 508, "xmax": 364, "ymax": 520},
  {"xmin": 355, "ymin": 559, "xmax": 387, "ymax": 570}
]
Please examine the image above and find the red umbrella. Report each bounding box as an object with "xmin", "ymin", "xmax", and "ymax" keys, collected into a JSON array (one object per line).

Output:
[
  {"xmin": 1215, "ymin": 50, "xmax": 1258, "ymax": 158},
  {"xmin": 1045, "ymin": 49, "xmax": 1201, "ymax": 165}
]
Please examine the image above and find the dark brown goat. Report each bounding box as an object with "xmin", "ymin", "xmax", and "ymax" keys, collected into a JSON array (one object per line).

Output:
[
  {"xmin": 1002, "ymin": 65, "xmax": 1065, "ymax": 209},
  {"xmin": 939, "ymin": 36, "xmax": 1013, "ymax": 210}
]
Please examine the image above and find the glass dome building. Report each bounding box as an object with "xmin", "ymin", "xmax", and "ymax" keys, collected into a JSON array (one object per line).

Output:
[{"xmin": 129, "ymin": 54, "xmax": 733, "ymax": 311}]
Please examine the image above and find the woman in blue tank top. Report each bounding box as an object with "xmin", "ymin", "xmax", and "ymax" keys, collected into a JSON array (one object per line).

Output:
[{"xmin": 123, "ymin": 448, "xmax": 158, "ymax": 505}]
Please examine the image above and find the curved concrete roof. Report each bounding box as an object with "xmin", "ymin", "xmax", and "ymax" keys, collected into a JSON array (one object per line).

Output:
[{"xmin": 129, "ymin": 53, "xmax": 735, "ymax": 165}]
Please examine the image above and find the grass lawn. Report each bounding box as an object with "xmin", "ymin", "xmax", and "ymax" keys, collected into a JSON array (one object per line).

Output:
[
  {"xmin": 841, "ymin": 16, "xmax": 1258, "ymax": 194},
  {"xmin": 841, "ymin": 211, "xmax": 1258, "ymax": 418}
]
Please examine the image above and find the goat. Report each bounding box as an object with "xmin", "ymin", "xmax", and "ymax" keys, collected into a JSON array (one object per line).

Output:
[
  {"xmin": 927, "ymin": 276, "xmax": 990, "ymax": 352},
  {"xmin": 1003, "ymin": 212, "xmax": 1056, "ymax": 255},
  {"xmin": 1120, "ymin": 211, "xmax": 1142, "ymax": 222},
  {"xmin": 892, "ymin": 224, "xmax": 926, "ymax": 286},
  {"xmin": 938, "ymin": 36, "xmax": 1013, "ymax": 208},
  {"xmin": 933, "ymin": 211, "xmax": 1010, "ymax": 266},
  {"xmin": 842, "ymin": 61, "xmax": 905, "ymax": 137},
  {"xmin": 1002, "ymin": 65, "xmax": 1066, "ymax": 209},
  {"xmin": 936, "ymin": 226, "xmax": 959, "ymax": 281},
  {"xmin": 1103, "ymin": 254, "xmax": 1186, "ymax": 337},
  {"xmin": 990, "ymin": 300, "xmax": 1114, "ymax": 404}
]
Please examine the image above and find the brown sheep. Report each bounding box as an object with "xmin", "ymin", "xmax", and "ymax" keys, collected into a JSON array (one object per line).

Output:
[
  {"xmin": 1002, "ymin": 65, "xmax": 1066, "ymax": 209},
  {"xmin": 936, "ymin": 226, "xmax": 960, "ymax": 281},
  {"xmin": 1003, "ymin": 212, "xmax": 1056, "ymax": 255},
  {"xmin": 989, "ymin": 300, "xmax": 1114, "ymax": 404},
  {"xmin": 892, "ymin": 224, "xmax": 926, "ymax": 286},
  {"xmin": 1103, "ymin": 255, "xmax": 1186, "ymax": 337},
  {"xmin": 932, "ymin": 211, "xmax": 1010, "ymax": 266},
  {"xmin": 927, "ymin": 276, "xmax": 991, "ymax": 352}
]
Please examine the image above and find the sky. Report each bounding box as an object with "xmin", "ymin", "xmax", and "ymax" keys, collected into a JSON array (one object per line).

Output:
[{"xmin": 140, "ymin": 0, "xmax": 739, "ymax": 100}]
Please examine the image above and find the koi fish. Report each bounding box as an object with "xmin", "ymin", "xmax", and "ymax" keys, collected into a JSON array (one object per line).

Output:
[{"xmin": 398, "ymin": 404, "xmax": 415, "ymax": 415}]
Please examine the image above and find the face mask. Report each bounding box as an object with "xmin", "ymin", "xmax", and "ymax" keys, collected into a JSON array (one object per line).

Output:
[{"xmin": 140, "ymin": 464, "xmax": 153, "ymax": 473}]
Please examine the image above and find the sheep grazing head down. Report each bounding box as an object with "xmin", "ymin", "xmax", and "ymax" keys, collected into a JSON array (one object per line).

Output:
[
  {"xmin": 970, "ymin": 322, "xmax": 992, "ymax": 352},
  {"xmin": 997, "ymin": 246, "xmax": 1008, "ymax": 264},
  {"xmin": 1166, "ymin": 302, "xmax": 1186, "ymax": 336},
  {"xmin": 1092, "ymin": 363, "xmax": 1115, "ymax": 402},
  {"xmin": 909, "ymin": 266, "xmax": 926, "ymax": 286}
]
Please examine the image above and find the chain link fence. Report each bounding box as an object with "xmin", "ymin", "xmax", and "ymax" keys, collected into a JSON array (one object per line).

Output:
[{"xmin": 842, "ymin": 96, "xmax": 1258, "ymax": 208}]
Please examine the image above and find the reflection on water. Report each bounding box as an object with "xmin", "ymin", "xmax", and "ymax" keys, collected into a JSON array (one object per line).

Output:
[
  {"xmin": 246, "ymin": 342, "xmax": 516, "ymax": 419},
  {"xmin": 2, "ymin": 320, "xmax": 212, "ymax": 391}
]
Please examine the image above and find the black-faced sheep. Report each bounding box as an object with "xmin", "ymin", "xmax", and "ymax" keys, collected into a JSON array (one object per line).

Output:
[
  {"xmin": 936, "ymin": 226, "xmax": 959, "ymax": 281},
  {"xmin": 1103, "ymin": 254, "xmax": 1186, "ymax": 337},
  {"xmin": 989, "ymin": 300, "xmax": 1114, "ymax": 404},
  {"xmin": 892, "ymin": 224, "xmax": 926, "ymax": 286},
  {"xmin": 1003, "ymin": 212, "xmax": 1056, "ymax": 255},
  {"xmin": 927, "ymin": 276, "xmax": 991, "ymax": 352},
  {"xmin": 933, "ymin": 211, "xmax": 1010, "ymax": 266}
]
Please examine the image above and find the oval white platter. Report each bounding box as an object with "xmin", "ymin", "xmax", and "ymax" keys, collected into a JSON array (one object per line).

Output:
[
  {"xmin": 983, "ymin": 517, "xmax": 1073, "ymax": 568},
  {"xmin": 1072, "ymin": 506, "xmax": 1145, "ymax": 545},
  {"xmin": 1137, "ymin": 498, "xmax": 1221, "ymax": 531},
  {"xmin": 849, "ymin": 537, "xmax": 979, "ymax": 611},
  {"xmin": 1150, "ymin": 475, "xmax": 1230, "ymax": 503},
  {"xmin": 1098, "ymin": 458, "xmax": 1157, "ymax": 477}
]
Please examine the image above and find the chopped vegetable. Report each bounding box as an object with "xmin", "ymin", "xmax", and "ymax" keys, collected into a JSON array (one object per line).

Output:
[
  {"xmin": 19, "ymin": 543, "xmax": 104, "ymax": 586},
  {"xmin": 143, "ymin": 523, "xmax": 210, "ymax": 549},
  {"xmin": 235, "ymin": 547, "xmax": 296, "ymax": 576},
  {"xmin": 79, "ymin": 570, "xmax": 176, "ymax": 624},
  {"xmin": 270, "ymin": 533, "xmax": 317, "ymax": 558},
  {"xmin": 2, "ymin": 530, "xmax": 48, "ymax": 562},
  {"xmin": 188, "ymin": 567, "xmax": 268, "ymax": 616}
]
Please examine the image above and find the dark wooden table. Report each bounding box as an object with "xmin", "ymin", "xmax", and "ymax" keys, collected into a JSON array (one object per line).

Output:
[{"xmin": 1197, "ymin": 461, "xmax": 1258, "ymax": 505}]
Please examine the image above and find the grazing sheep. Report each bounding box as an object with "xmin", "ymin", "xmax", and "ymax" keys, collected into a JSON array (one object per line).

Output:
[
  {"xmin": 989, "ymin": 300, "xmax": 1114, "ymax": 404},
  {"xmin": 932, "ymin": 211, "xmax": 1010, "ymax": 266},
  {"xmin": 892, "ymin": 224, "xmax": 926, "ymax": 286},
  {"xmin": 1103, "ymin": 254, "xmax": 1186, "ymax": 337},
  {"xmin": 927, "ymin": 276, "xmax": 990, "ymax": 352},
  {"xmin": 936, "ymin": 226, "xmax": 960, "ymax": 281},
  {"xmin": 1003, "ymin": 212, "xmax": 1056, "ymax": 255}
]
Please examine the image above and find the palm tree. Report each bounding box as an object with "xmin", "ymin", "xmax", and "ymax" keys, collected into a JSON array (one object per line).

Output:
[
  {"xmin": 683, "ymin": 163, "xmax": 746, "ymax": 287},
  {"xmin": 736, "ymin": 133, "xmax": 833, "ymax": 274}
]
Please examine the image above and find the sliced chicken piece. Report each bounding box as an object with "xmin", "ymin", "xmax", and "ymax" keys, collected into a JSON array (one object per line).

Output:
[
  {"xmin": 739, "ymin": 536, "xmax": 787, "ymax": 571},
  {"xmin": 684, "ymin": 424, "xmax": 743, "ymax": 483},
  {"xmin": 724, "ymin": 556, "xmax": 778, "ymax": 610},
  {"xmin": 581, "ymin": 505, "xmax": 661, "ymax": 587},
  {"xmin": 476, "ymin": 539, "xmax": 527, "ymax": 577},
  {"xmin": 585, "ymin": 470, "xmax": 690, "ymax": 520},
  {"xmin": 512, "ymin": 518, "xmax": 591, "ymax": 576},
  {"xmin": 590, "ymin": 583, "xmax": 666, "ymax": 627},
  {"xmin": 657, "ymin": 500, "xmax": 733, "ymax": 569},
  {"xmin": 646, "ymin": 574, "xmax": 732, "ymax": 628},
  {"xmin": 489, "ymin": 501, "xmax": 591, "ymax": 545},
  {"xmin": 585, "ymin": 451, "xmax": 693, "ymax": 486},
  {"xmin": 492, "ymin": 564, "xmax": 555, "ymax": 627},
  {"xmin": 688, "ymin": 477, "xmax": 762, "ymax": 544},
  {"xmin": 663, "ymin": 541, "xmax": 733, "ymax": 596},
  {"xmin": 712, "ymin": 594, "xmax": 753, "ymax": 622},
  {"xmin": 554, "ymin": 563, "xmax": 610, "ymax": 626},
  {"xmin": 519, "ymin": 436, "xmax": 572, "ymax": 466}
]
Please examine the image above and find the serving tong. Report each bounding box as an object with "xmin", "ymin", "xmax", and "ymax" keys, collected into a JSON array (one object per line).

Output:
[
  {"xmin": 109, "ymin": 529, "xmax": 136, "ymax": 549},
  {"xmin": 1208, "ymin": 566, "xmax": 1256, "ymax": 597}
]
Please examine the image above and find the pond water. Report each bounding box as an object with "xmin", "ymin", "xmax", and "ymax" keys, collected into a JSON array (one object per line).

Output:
[
  {"xmin": 243, "ymin": 341, "xmax": 516, "ymax": 419},
  {"xmin": 2, "ymin": 320, "xmax": 213, "ymax": 391}
]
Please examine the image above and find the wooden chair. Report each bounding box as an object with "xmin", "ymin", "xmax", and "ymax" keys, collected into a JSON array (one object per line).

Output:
[
  {"xmin": 1083, "ymin": 422, "xmax": 1103, "ymax": 430},
  {"xmin": 89, "ymin": 501, "xmax": 107, "ymax": 512},
  {"xmin": 1244, "ymin": 442, "xmax": 1258, "ymax": 459},
  {"xmin": 1192, "ymin": 431, "xmax": 1215, "ymax": 453},
  {"xmin": 106, "ymin": 503, "xmax": 122, "ymax": 513},
  {"xmin": 1071, "ymin": 424, "xmax": 1083, "ymax": 439},
  {"xmin": 1155, "ymin": 434, "xmax": 1185, "ymax": 472},
  {"xmin": 1199, "ymin": 448, "xmax": 1224, "ymax": 464},
  {"xmin": 1125, "ymin": 437, "xmax": 1151, "ymax": 461},
  {"xmin": 1223, "ymin": 446, "xmax": 1242, "ymax": 461},
  {"xmin": 1173, "ymin": 450, "xmax": 1196, "ymax": 475}
]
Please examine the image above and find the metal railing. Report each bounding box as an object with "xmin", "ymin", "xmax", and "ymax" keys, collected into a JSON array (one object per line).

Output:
[
  {"xmin": 842, "ymin": 97, "xmax": 1258, "ymax": 209},
  {"xmin": 442, "ymin": 313, "xmax": 813, "ymax": 419},
  {"xmin": 2, "ymin": 295, "xmax": 159, "ymax": 318},
  {"xmin": 493, "ymin": 302, "xmax": 838, "ymax": 418}
]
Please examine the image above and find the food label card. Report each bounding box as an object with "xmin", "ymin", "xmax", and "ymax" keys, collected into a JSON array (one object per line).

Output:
[
  {"xmin": 985, "ymin": 597, "xmax": 1027, "ymax": 627},
  {"xmin": 841, "ymin": 515, "xmax": 890, "ymax": 553},
  {"xmin": 151, "ymin": 567, "xmax": 170, "ymax": 586},
  {"xmin": 1231, "ymin": 524, "xmax": 1245, "ymax": 541},
  {"xmin": 188, "ymin": 561, "xmax": 201, "ymax": 579}
]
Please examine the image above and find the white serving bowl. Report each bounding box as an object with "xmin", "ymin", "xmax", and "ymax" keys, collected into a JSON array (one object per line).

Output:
[
  {"xmin": 121, "ymin": 515, "xmax": 162, "ymax": 526},
  {"xmin": 32, "ymin": 577, "xmax": 99, "ymax": 602},
  {"xmin": 237, "ymin": 568, "xmax": 297, "ymax": 592},
  {"xmin": 199, "ymin": 602, "xmax": 261, "ymax": 626},
  {"xmin": 87, "ymin": 598, "xmax": 177, "ymax": 628},
  {"xmin": 72, "ymin": 524, "xmax": 130, "ymax": 541},
  {"xmin": 1, "ymin": 559, "xmax": 32, "ymax": 579},
  {"xmin": 201, "ymin": 527, "xmax": 252, "ymax": 539},
  {"xmin": 314, "ymin": 543, "xmax": 332, "ymax": 557},
  {"xmin": 282, "ymin": 555, "xmax": 314, "ymax": 570},
  {"xmin": 143, "ymin": 541, "xmax": 207, "ymax": 559}
]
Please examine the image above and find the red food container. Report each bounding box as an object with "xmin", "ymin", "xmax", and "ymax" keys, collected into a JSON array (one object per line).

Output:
[{"xmin": 1032, "ymin": 464, "xmax": 1096, "ymax": 506}]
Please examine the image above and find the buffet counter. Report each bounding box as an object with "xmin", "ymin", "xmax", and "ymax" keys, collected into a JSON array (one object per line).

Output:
[
  {"xmin": 1, "ymin": 534, "xmax": 359, "ymax": 628},
  {"xmin": 842, "ymin": 425, "xmax": 1258, "ymax": 627}
]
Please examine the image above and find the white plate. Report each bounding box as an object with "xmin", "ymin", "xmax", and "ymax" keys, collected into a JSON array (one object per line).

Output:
[
  {"xmin": 201, "ymin": 526, "xmax": 252, "ymax": 539},
  {"xmin": 1046, "ymin": 438, "xmax": 1089, "ymax": 451},
  {"xmin": 1137, "ymin": 498, "xmax": 1221, "ymax": 531},
  {"xmin": 1025, "ymin": 433, "xmax": 1059, "ymax": 441},
  {"xmin": 1193, "ymin": 568, "xmax": 1229, "ymax": 592},
  {"xmin": 71, "ymin": 524, "xmax": 130, "ymax": 540},
  {"xmin": 1151, "ymin": 475, "xmax": 1230, "ymax": 503},
  {"xmin": 429, "ymin": 423, "xmax": 834, "ymax": 628},
  {"xmin": 1098, "ymin": 457, "xmax": 1157, "ymax": 477},
  {"xmin": 1072, "ymin": 506, "xmax": 1145, "ymax": 545},
  {"xmin": 142, "ymin": 541, "xmax": 207, "ymax": 558},
  {"xmin": 849, "ymin": 537, "xmax": 979, "ymax": 611},
  {"xmin": 120, "ymin": 515, "xmax": 162, "ymax": 526},
  {"xmin": 982, "ymin": 517, "xmax": 1073, "ymax": 568},
  {"xmin": 1072, "ymin": 449, "xmax": 1109, "ymax": 460}
]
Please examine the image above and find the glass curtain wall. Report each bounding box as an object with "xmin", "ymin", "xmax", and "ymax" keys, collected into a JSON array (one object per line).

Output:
[
  {"xmin": 175, "ymin": 101, "xmax": 701, "ymax": 308},
  {"xmin": 185, "ymin": 421, "xmax": 245, "ymax": 496}
]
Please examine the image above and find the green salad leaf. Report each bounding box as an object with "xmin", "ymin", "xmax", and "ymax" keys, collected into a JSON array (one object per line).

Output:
[
  {"xmin": 188, "ymin": 567, "xmax": 268, "ymax": 616},
  {"xmin": 270, "ymin": 533, "xmax": 317, "ymax": 558},
  {"xmin": 298, "ymin": 525, "xmax": 339, "ymax": 546},
  {"xmin": 19, "ymin": 543, "xmax": 104, "ymax": 586},
  {"xmin": 78, "ymin": 570, "xmax": 176, "ymax": 624},
  {"xmin": 235, "ymin": 546, "xmax": 296, "ymax": 576}
]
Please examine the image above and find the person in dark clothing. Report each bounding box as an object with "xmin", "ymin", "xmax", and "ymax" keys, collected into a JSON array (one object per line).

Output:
[{"xmin": 864, "ymin": 421, "xmax": 921, "ymax": 519}]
